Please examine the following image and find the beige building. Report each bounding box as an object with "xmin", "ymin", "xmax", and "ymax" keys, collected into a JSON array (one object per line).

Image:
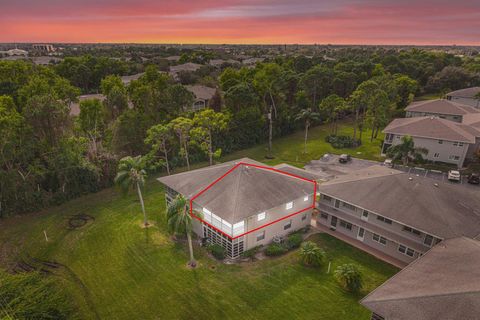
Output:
[
  {"xmin": 446, "ymin": 87, "xmax": 480, "ymax": 108},
  {"xmin": 184, "ymin": 85, "xmax": 216, "ymax": 111},
  {"xmin": 405, "ymin": 99, "xmax": 479, "ymax": 123},
  {"xmin": 158, "ymin": 158, "xmax": 318, "ymax": 259}
]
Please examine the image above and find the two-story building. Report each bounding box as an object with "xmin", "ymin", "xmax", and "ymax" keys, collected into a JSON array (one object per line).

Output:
[
  {"xmin": 316, "ymin": 165, "xmax": 480, "ymax": 264},
  {"xmin": 158, "ymin": 158, "xmax": 318, "ymax": 259},
  {"xmin": 446, "ymin": 87, "xmax": 480, "ymax": 108},
  {"xmin": 382, "ymin": 116, "xmax": 480, "ymax": 167},
  {"xmin": 405, "ymin": 99, "xmax": 479, "ymax": 123}
]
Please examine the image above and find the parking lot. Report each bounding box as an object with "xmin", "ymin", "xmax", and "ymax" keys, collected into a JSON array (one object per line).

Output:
[{"xmin": 305, "ymin": 154, "xmax": 480, "ymax": 190}]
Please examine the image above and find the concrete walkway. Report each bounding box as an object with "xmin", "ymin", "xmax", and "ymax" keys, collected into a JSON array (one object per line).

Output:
[{"xmin": 311, "ymin": 220, "xmax": 407, "ymax": 269}]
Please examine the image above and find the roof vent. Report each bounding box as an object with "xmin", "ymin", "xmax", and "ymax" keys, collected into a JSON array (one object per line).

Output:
[
  {"xmin": 408, "ymin": 177, "xmax": 413, "ymax": 181},
  {"xmin": 434, "ymin": 183, "xmax": 439, "ymax": 187}
]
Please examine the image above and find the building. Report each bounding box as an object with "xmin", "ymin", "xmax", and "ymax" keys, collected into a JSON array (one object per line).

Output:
[
  {"xmin": 209, "ymin": 59, "xmax": 240, "ymax": 68},
  {"xmin": 361, "ymin": 237, "xmax": 480, "ymax": 320},
  {"xmin": 405, "ymin": 99, "xmax": 479, "ymax": 123},
  {"xmin": 0, "ymin": 48, "xmax": 28, "ymax": 56},
  {"xmin": 316, "ymin": 165, "xmax": 480, "ymax": 264},
  {"xmin": 32, "ymin": 44, "xmax": 55, "ymax": 52},
  {"xmin": 120, "ymin": 72, "xmax": 145, "ymax": 85},
  {"xmin": 185, "ymin": 85, "xmax": 216, "ymax": 111},
  {"xmin": 446, "ymin": 87, "xmax": 480, "ymax": 108},
  {"xmin": 169, "ymin": 62, "xmax": 202, "ymax": 80},
  {"xmin": 69, "ymin": 94, "xmax": 106, "ymax": 116},
  {"xmin": 158, "ymin": 158, "xmax": 317, "ymax": 259},
  {"xmin": 382, "ymin": 116, "xmax": 480, "ymax": 167}
]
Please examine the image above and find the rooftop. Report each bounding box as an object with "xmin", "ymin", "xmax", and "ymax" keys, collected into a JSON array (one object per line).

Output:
[
  {"xmin": 361, "ymin": 237, "xmax": 480, "ymax": 320},
  {"xmin": 185, "ymin": 85, "xmax": 216, "ymax": 101},
  {"xmin": 383, "ymin": 116, "xmax": 479, "ymax": 143},
  {"xmin": 405, "ymin": 99, "xmax": 479, "ymax": 116},
  {"xmin": 447, "ymin": 87, "xmax": 480, "ymax": 99},
  {"xmin": 158, "ymin": 158, "xmax": 315, "ymax": 223},
  {"xmin": 318, "ymin": 165, "xmax": 480, "ymax": 239}
]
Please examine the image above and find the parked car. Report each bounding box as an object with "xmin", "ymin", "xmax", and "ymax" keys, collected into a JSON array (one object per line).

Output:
[
  {"xmin": 447, "ymin": 170, "xmax": 461, "ymax": 182},
  {"xmin": 339, "ymin": 154, "xmax": 351, "ymax": 163},
  {"xmin": 384, "ymin": 159, "xmax": 393, "ymax": 168},
  {"xmin": 467, "ymin": 173, "xmax": 480, "ymax": 185}
]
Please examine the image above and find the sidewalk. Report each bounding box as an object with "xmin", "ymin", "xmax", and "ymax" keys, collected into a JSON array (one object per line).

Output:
[{"xmin": 311, "ymin": 220, "xmax": 407, "ymax": 269}]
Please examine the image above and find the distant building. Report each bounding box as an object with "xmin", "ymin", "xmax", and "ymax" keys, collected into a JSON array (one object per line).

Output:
[
  {"xmin": 1, "ymin": 48, "xmax": 28, "ymax": 56},
  {"xmin": 405, "ymin": 99, "xmax": 479, "ymax": 123},
  {"xmin": 446, "ymin": 87, "xmax": 480, "ymax": 108},
  {"xmin": 32, "ymin": 44, "xmax": 55, "ymax": 52},
  {"xmin": 209, "ymin": 59, "xmax": 240, "ymax": 68},
  {"xmin": 242, "ymin": 57, "xmax": 265, "ymax": 66},
  {"xmin": 69, "ymin": 94, "xmax": 106, "ymax": 116},
  {"xmin": 169, "ymin": 62, "xmax": 202, "ymax": 80},
  {"xmin": 120, "ymin": 72, "xmax": 145, "ymax": 85},
  {"xmin": 185, "ymin": 85, "xmax": 216, "ymax": 112}
]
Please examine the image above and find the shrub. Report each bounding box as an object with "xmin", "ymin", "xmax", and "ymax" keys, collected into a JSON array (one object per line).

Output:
[
  {"xmin": 334, "ymin": 263, "xmax": 363, "ymax": 293},
  {"xmin": 299, "ymin": 241, "xmax": 325, "ymax": 267},
  {"xmin": 241, "ymin": 245, "xmax": 261, "ymax": 259},
  {"xmin": 286, "ymin": 233, "xmax": 303, "ymax": 249},
  {"xmin": 265, "ymin": 243, "xmax": 288, "ymax": 256},
  {"xmin": 325, "ymin": 135, "xmax": 359, "ymax": 148},
  {"xmin": 208, "ymin": 244, "xmax": 225, "ymax": 260}
]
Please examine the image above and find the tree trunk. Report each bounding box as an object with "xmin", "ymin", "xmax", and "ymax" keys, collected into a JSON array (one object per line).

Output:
[
  {"xmin": 304, "ymin": 121, "xmax": 309, "ymax": 154},
  {"xmin": 184, "ymin": 140, "xmax": 190, "ymax": 171},
  {"xmin": 208, "ymin": 131, "xmax": 213, "ymax": 166},
  {"xmin": 187, "ymin": 231, "xmax": 195, "ymax": 266},
  {"xmin": 268, "ymin": 107, "xmax": 273, "ymax": 157},
  {"xmin": 136, "ymin": 182, "xmax": 148, "ymax": 226},
  {"xmin": 163, "ymin": 142, "xmax": 170, "ymax": 175},
  {"xmin": 353, "ymin": 108, "xmax": 359, "ymax": 141},
  {"xmin": 370, "ymin": 126, "xmax": 375, "ymax": 142}
]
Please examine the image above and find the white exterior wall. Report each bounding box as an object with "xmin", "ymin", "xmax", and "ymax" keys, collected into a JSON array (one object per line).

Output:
[{"xmin": 383, "ymin": 133, "xmax": 469, "ymax": 167}]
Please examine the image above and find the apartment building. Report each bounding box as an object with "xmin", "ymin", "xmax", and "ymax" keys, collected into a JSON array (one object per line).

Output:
[
  {"xmin": 362, "ymin": 237, "xmax": 480, "ymax": 320},
  {"xmin": 446, "ymin": 87, "xmax": 480, "ymax": 108},
  {"xmin": 316, "ymin": 166, "xmax": 480, "ymax": 264},
  {"xmin": 382, "ymin": 116, "xmax": 480, "ymax": 167},
  {"xmin": 158, "ymin": 158, "xmax": 318, "ymax": 259},
  {"xmin": 405, "ymin": 99, "xmax": 479, "ymax": 123}
]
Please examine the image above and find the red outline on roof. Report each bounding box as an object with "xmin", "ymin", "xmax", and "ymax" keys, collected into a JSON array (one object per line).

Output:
[{"xmin": 189, "ymin": 162, "xmax": 317, "ymax": 240}]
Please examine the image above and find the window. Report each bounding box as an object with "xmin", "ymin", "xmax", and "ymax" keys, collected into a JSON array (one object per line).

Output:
[
  {"xmin": 424, "ymin": 234, "xmax": 434, "ymax": 247},
  {"xmin": 303, "ymin": 195, "xmax": 309, "ymax": 202},
  {"xmin": 284, "ymin": 220, "xmax": 292, "ymax": 230},
  {"xmin": 233, "ymin": 221, "xmax": 245, "ymax": 236},
  {"xmin": 433, "ymin": 152, "xmax": 440, "ymax": 158},
  {"xmin": 438, "ymin": 140, "xmax": 443, "ymax": 144},
  {"xmin": 453, "ymin": 142, "xmax": 464, "ymax": 147},
  {"xmin": 361, "ymin": 210, "xmax": 369, "ymax": 221},
  {"xmin": 372, "ymin": 233, "xmax": 387, "ymax": 245},
  {"xmin": 257, "ymin": 212, "xmax": 266, "ymax": 221},
  {"xmin": 448, "ymin": 155, "xmax": 460, "ymax": 161},
  {"xmin": 301, "ymin": 214, "xmax": 307, "ymax": 221},
  {"xmin": 320, "ymin": 212, "xmax": 328, "ymax": 220},
  {"xmin": 322, "ymin": 194, "xmax": 332, "ymax": 202},
  {"xmin": 339, "ymin": 220, "xmax": 352, "ymax": 231},
  {"xmin": 286, "ymin": 202, "xmax": 293, "ymax": 210},
  {"xmin": 376, "ymin": 216, "xmax": 392, "ymax": 225},
  {"xmin": 342, "ymin": 202, "xmax": 356, "ymax": 211},
  {"xmin": 402, "ymin": 226, "xmax": 421, "ymax": 236},
  {"xmin": 256, "ymin": 231, "xmax": 265, "ymax": 242},
  {"xmin": 398, "ymin": 244, "xmax": 415, "ymax": 257}
]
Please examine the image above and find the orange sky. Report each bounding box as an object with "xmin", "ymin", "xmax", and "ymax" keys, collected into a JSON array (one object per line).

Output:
[{"xmin": 2, "ymin": 0, "xmax": 480, "ymax": 45}]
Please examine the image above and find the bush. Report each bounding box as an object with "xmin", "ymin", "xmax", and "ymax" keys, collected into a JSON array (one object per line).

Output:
[
  {"xmin": 334, "ymin": 263, "xmax": 363, "ymax": 293},
  {"xmin": 286, "ymin": 233, "xmax": 303, "ymax": 249},
  {"xmin": 299, "ymin": 241, "xmax": 325, "ymax": 267},
  {"xmin": 265, "ymin": 243, "xmax": 288, "ymax": 256},
  {"xmin": 325, "ymin": 135, "xmax": 360, "ymax": 148},
  {"xmin": 241, "ymin": 245, "xmax": 261, "ymax": 259},
  {"xmin": 208, "ymin": 244, "xmax": 225, "ymax": 260}
]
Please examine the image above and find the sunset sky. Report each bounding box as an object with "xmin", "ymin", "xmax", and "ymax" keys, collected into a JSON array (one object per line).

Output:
[{"xmin": 2, "ymin": 0, "xmax": 480, "ymax": 45}]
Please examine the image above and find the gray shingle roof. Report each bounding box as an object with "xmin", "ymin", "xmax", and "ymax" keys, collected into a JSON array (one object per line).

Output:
[
  {"xmin": 185, "ymin": 85, "xmax": 216, "ymax": 100},
  {"xmin": 405, "ymin": 99, "xmax": 479, "ymax": 115},
  {"xmin": 447, "ymin": 87, "xmax": 480, "ymax": 99},
  {"xmin": 318, "ymin": 166, "xmax": 480, "ymax": 239},
  {"xmin": 383, "ymin": 116, "xmax": 478, "ymax": 143},
  {"xmin": 158, "ymin": 158, "xmax": 315, "ymax": 223},
  {"xmin": 361, "ymin": 237, "xmax": 480, "ymax": 320}
]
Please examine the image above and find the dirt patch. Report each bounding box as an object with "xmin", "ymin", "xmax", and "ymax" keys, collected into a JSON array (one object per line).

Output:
[{"xmin": 67, "ymin": 214, "xmax": 95, "ymax": 230}]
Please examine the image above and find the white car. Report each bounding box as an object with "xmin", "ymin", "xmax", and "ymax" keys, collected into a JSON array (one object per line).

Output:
[
  {"xmin": 383, "ymin": 159, "xmax": 393, "ymax": 168},
  {"xmin": 447, "ymin": 170, "xmax": 461, "ymax": 182}
]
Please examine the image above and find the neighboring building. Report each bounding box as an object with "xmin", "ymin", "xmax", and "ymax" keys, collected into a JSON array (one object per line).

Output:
[
  {"xmin": 169, "ymin": 62, "xmax": 202, "ymax": 80},
  {"xmin": 69, "ymin": 94, "xmax": 106, "ymax": 116},
  {"xmin": 242, "ymin": 57, "xmax": 265, "ymax": 66},
  {"xmin": 209, "ymin": 59, "xmax": 240, "ymax": 68},
  {"xmin": 446, "ymin": 87, "xmax": 480, "ymax": 108},
  {"xmin": 405, "ymin": 99, "xmax": 479, "ymax": 123},
  {"xmin": 120, "ymin": 72, "xmax": 145, "ymax": 85},
  {"xmin": 165, "ymin": 55, "xmax": 181, "ymax": 62},
  {"xmin": 1, "ymin": 48, "xmax": 28, "ymax": 56},
  {"xmin": 361, "ymin": 237, "xmax": 480, "ymax": 320},
  {"xmin": 32, "ymin": 44, "xmax": 55, "ymax": 52},
  {"xmin": 382, "ymin": 116, "xmax": 480, "ymax": 167},
  {"xmin": 185, "ymin": 85, "xmax": 216, "ymax": 111},
  {"xmin": 158, "ymin": 158, "xmax": 316, "ymax": 259},
  {"xmin": 316, "ymin": 165, "xmax": 480, "ymax": 264}
]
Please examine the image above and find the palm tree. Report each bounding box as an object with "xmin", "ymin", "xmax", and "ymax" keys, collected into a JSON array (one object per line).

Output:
[
  {"xmin": 295, "ymin": 108, "xmax": 320, "ymax": 154},
  {"xmin": 299, "ymin": 241, "xmax": 325, "ymax": 266},
  {"xmin": 115, "ymin": 156, "xmax": 149, "ymax": 227},
  {"xmin": 167, "ymin": 194, "xmax": 197, "ymax": 267},
  {"xmin": 386, "ymin": 135, "xmax": 428, "ymax": 165},
  {"xmin": 334, "ymin": 263, "xmax": 363, "ymax": 293}
]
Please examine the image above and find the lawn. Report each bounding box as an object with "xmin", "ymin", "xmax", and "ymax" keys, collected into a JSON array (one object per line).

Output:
[{"xmin": 0, "ymin": 121, "xmax": 394, "ymax": 319}]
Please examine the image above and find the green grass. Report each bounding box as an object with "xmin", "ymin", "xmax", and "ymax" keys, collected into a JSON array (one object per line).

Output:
[{"xmin": 0, "ymin": 121, "xmax": 395, "ymax": 319}]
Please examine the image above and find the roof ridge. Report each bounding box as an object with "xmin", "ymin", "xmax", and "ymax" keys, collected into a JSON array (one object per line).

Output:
[
  {"xmin": 230, "ymin": 165, "xmax": 245, "ymax": 224},
  {"xmin": 364, "ymin": 287, "xmax": 480, "ymax": 305}
]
